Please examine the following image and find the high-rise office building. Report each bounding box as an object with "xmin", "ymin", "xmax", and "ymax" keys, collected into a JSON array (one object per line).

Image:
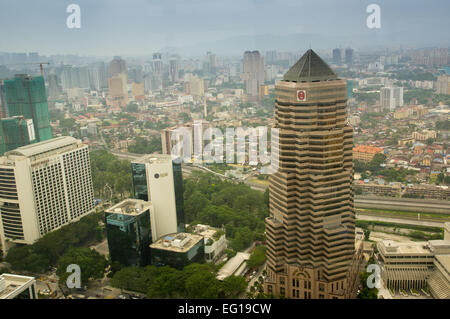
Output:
[
  {"xmin": 60, "ymin": 65, "xmax": 74, "ymax": 90},
  {"xmin": 60, "ymin": 66, "xmax": 91, "ymax": 90},
  {"xmin": 131, "ymin": 154, "xmax": 185, "ymax": 240},
  {"xmin": 266, "ymin": 50, "xmax": 278, "ymax": 65},
  {"xmin": 91, "ymin": 62, "xmax": 107, "ymax": 91},
  {"xmin": 332, "ymin": 48, "xmax": 342, "ymax": 65},
  {"xmin": 204, "ymin": 52, "xmax": 216, "ymax": 76},
  {"xmin": 0, "ymin": 80, "xmax": 7, "ymax": 118},
  {"xmin": 150, "ymin": 53, "xmax": 163, "ymax": 91},
  {"xmin": 2, "ymin": 74, "xmax": 52, "ymax": 143},
  {"xmin": 0, "ymin": 137, "xmax": 95, "ymax": 253},
  {"xmin": 152, "ymin": 53, "xmax": 163, "ymax": 76},
  {"xmin": 108, "ymin": 74, "xmax": 128, "ymax": 108},
  {"xmin": 169, "ymin": 58, "xmax": 179, "ymax": 83},
  {"xmin": 47, "ymin": 74, "xmax": 61, "ymax": 100},
  {"xmin": 109, "ymin": 56, "xmax": 127, "ymax": 78},
  {"xmin": 105, "ymin": 199, "xmax": 156, "ymax": 267},
  {"xmin": 263, "ymin": 49, "xmax": 356, "ymax": 299},
  {"xmin": 130, "ymin": 66, "xmax": 144, "ymax": 84},
  {"xmin": 243, "ymin": 51, "xmax": 265, "ymax": 99},
  {"xmin": 436, "ymin": 75, "xmax": 450, "ymax": 95},
  {"xmin": 345, "ymin": 48, "xmax": 354, "ymax": 66}
]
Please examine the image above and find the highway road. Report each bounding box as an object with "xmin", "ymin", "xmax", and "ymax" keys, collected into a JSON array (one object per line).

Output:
[
  {"xmin": 355, "ymin": 197, "xmax": 450, "ymax": 214},
  {"xmin": 107, "ymin": 151, "xmax": 450, "ymax": 214},
  {"xmin": 356, "ymin": 213, "xmax": 445, "ymax": 228}
]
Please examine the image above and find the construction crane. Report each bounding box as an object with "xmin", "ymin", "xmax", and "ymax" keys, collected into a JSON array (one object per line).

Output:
[{"xmin": 3, "ymin": 62, "xmax": 50, "ymax": 76}]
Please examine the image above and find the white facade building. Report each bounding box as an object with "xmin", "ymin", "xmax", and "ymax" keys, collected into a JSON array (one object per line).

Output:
[
  {"xmin": 131, "ymin": 154, "xmax": 185, "ymax": 240},
  {"xmin": 380, "ymin": 86, "xmax": 404, "ymax": 111},
  {"xmin": 192, "ymin": 224, "xmax": 227, "ymax": 262},
  {"xmin": 0, "ymin": 136, "xmax": 95, "ymax": 253},
  {"xmin": 0, "ymin": 274, "xmax": 37, "ymax": 299}
]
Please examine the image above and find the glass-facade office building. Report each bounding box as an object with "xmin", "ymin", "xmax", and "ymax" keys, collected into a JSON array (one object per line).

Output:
[{"xmin": 105, "ymin": 201, "xmax": 154, "ymax": 267}]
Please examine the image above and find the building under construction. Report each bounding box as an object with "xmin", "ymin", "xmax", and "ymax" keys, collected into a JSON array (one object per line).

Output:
[{"xmin": 1, "ymin": 74, "xmax": 52, "ymax": 144}]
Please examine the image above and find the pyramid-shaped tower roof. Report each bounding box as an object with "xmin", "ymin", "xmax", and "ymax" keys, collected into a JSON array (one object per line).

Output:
[{"xmin": 283, "ymin": 49, "xmax": 338, "ymax": 82}]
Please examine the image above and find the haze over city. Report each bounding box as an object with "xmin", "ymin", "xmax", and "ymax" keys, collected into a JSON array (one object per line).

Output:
[{"xmin": 0, "ymin": 0, "xmax": 449, "ymax": 56}]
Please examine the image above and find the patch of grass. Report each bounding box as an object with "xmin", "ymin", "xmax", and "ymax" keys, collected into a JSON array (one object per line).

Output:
[{"xmin": 356, "ymin": 220, "xmax": 443, "ymax": 233}]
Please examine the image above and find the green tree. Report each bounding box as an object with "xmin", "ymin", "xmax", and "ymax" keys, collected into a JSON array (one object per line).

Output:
[
  {"xmin": 57, "ymin": 247, "xmax": 108, "ymax": 287},
  {"xmin": 357, "ymin": 271, "xmax": 378, "ymax": 299},
  {"xmin": 184, "ymin": 191, "xmax": 210, "ymax": 221},
  {"xmin": 221, "ymin": 276, "xmax": 247, "ymax": 298},
  {"xmin": 60, "ymin": 118, "xmax": 76, "ymax": 130},
  {"xmin": 146, "ymin": 266, "xmax": 181, "ymax": 298},
  {"xmin": 185, "ymin": 270, "xmax": 220, "ymax": 299},
  {"xmin": 179, "ymin": 112, "xmax": 192, "ymax": 123},
  {"xmin": 263, "ymin": 188, "xmax": 269, "ymax": 208},
  {"xmin": 127, "ymin": 103, "xmax": 139, "ymax": 113},
  {"xmin": 247, "ymin": 246, "xmax": 267, "ymax": 270},
  {"xmin": 128, "ymin": 136, "xmax": 162, "ymax": 154}
]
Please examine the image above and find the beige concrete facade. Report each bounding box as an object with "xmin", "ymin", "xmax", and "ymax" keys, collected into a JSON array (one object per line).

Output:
[
  {"xmin": 0, "ymin": 137, "xmax": 95, "ymax": 254},
  {"xmin": 263, "ymin": 50, "xmax": 358, "ymax": 299}
]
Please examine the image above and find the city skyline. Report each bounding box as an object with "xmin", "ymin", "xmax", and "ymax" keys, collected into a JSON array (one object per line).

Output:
[{"xmin": 0, "ymin": 0, "xmax": 449, "ymax": 302}]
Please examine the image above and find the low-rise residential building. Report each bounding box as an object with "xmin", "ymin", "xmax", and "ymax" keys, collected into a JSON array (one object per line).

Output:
[
  {"xmin": 354, "ymin": 182, "xmax": 402, "ymax": 197},
  {"xmin": 191, "ymin": 224, "xmax": 227, "ymax": 262},
  {"xmin": 353, "ymin": 145, "xmax": 384, "ymax": 162},
  {"xmin": 404, "ymin": 184, "xmax": 450, "ymax": 200},
  {"xmin": 412, "ymin": 130, "xmax": 437, "ymax": 141}
]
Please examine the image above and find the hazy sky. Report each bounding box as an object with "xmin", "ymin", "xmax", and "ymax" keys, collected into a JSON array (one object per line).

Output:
[{"xmin": 0, "ymin": 0, "xmax": 448, "ymax": 56}]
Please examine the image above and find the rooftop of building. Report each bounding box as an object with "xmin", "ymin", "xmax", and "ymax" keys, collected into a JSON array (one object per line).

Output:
[
  {"xmin": 4, "ymin": 136, "xmax": 79, "ymax": 159},
  {"xmin": 435, "ymin": 255, "xmax": 450, "ymax": 272},
  {"xmin": 378, "ymin": 240, "xmax": 433, "ymax": 256},
  {"xmin": 283, "ymin": 49, "xmax": 338, "ymax": 83},
  {"xmin": 216, "ymin": 252, "xmax": 250, "ymax": 281},
  {"xmin": 150, "ymin": 232, "xmax": 203, "ymax": 253},
  {"xmin": 4, "ymin": 74, "xmax": 44, "ymax": 82},
  {"xmin": 190, "ymin": 224, "xmax": 224, "ymax": 241},
  {"xmin": 428, "ymin": 240, "xmax": 450, "ymax": 254},
  {"xmin": 105, "ymin": 199, "xmax": 152, "ymax": 216},
  {"xmin": 0, "ymin": 273, "xmax": 35, "ymax": 299},
  {"xmin": 132, "ymin": 153, "xmax": 174, "ymax": 164},
  {"xmin": 353, "ymin": 145, "xmax": 384, "ymax": 153}
]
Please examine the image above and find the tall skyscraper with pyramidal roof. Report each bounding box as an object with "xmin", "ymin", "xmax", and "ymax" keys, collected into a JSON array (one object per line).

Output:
[{"xmin": 263, "ymin": 49, "xmax": 357, "ymax": 299}]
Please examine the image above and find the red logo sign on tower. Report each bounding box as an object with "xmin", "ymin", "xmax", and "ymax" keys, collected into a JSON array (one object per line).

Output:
[{"xmin": 296, "ymin": 90, "xmax": 306, "ymax": 101}]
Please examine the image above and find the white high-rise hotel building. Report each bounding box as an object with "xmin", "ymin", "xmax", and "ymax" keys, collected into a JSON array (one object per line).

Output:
[{"xmin": 0, "ymin": 137, "xmax": 94, "ymax": 253}]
